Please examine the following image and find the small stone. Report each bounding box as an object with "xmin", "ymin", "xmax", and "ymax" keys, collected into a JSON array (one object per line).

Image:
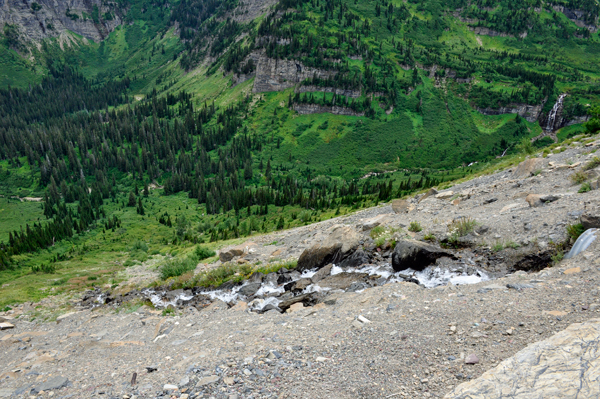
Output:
[
  {"xmin": 180, "ymin": 395, "xmax": 189, "ymax": 399},
  {"xmin": 163, "ymin": 384, "xmax": 178, "ymax": 391},
  {"xmin": 197, "ymin": 375, "xmax": 219, "ymax": 386},
  {"xmin": 464, "ymin": 354, "xmax": 479, "ymax": 364},
  {"xmin": 223, "ymin": 376, "xmax": 235, "ymax": 385},
  {"xmin": 146, "ymin": 366, "xmax": 158, "ymax": 373},
  {"xmin": 243, "ymin": 369, "xmax": 252, "ymax": 376},
  {"xmin": 0, "ymin": 322, "xmax": 14, "ymax": 330},
  {"xmin": 316, "ymin": 357, "xmax": 327, "ymax": 362},
  {"xmin": 563, "ymin": 267, "xmax": 581, "ymax": 275},
  {"xmin": 357, "ymin": 315, "xmax": 371, "ymax": 324}
]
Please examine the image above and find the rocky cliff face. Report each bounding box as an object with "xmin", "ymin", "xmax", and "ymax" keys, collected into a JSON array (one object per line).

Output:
[
  {"xmin": 252, "ymin": 51, "xmax": 336, "ymax": 93},
  {"xmin": 292, "ymin": 103, "xmax": 363, "ymax": 116},
  {"xmin": 0, "ymin": 0, "xmax": 122, "ymax": 43},
  {"xmin": 477, "ymin": 103, "xmax": 544, "ymax": 123}
]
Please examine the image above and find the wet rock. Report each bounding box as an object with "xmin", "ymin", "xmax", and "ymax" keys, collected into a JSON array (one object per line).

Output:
[
  {"xmin": 338, "ymin": 249, "xmax": 371, "ymax": 268},
  {"xmin": 238, "ymin": 283, "xmax": 262, "ymax": 297},
  {"xmin": 291, "ymin": 278, "xmax": 312, "ymax": 291},
  {"xmin": 33, "ymin": 376, "xmax": 69, "ymax": 393},
  {"xmin": 512, "ymin": 251, "xmax": 553, "ymax": 272},
  {"xmin": 513, "ymin": 158, "xmax": 544, "ymax": 178},
  {"xmin": 318, "ymin": 272, "xmax": 369, "ymax": 290},
  {"xmin": 392, "ymin": 239, "xmax": 453, "ymax": 271},
  {"xmin": 264, "ymin": 272, "xmax": 279, "ymax": 286},
  {"xmin": 311, "ymin": 263, "xmax": 333, "ymax": 283},
  {"xmin": 249, "ymin": 272, "xmax": 264, "ymax": 283}
]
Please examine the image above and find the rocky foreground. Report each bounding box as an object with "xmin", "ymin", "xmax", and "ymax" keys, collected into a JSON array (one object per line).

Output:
[{"xmin": 1, "ymin": 137, "xmax": 600, "ymax": 399}]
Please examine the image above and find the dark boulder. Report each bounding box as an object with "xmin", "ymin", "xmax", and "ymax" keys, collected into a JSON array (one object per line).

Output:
[
  {"xmin": 392, "ymin": 239, "xmax": 453, "ymax": 271},
  {"xmin": 238, "ymin": 282, "xmax": 262, "ymax": 297},
  {"xmin": 338, "ymin": 249, "xmax": 371, "ymax": 268}
]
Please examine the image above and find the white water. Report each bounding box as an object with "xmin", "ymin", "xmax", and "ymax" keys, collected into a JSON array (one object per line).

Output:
[
  {"xmin": 546, "ymin": 94, "xmax": 566, "ymax": 132},
  {"xmin": 141, "ymin": 262, "xmax": 489, "ymax": 309}
]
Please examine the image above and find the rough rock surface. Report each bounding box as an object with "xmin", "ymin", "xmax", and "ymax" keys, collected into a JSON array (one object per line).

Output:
[
  {"xmin": 446, "ymin": 318, "xmax": 600, "ymax": 399},
  {"xmin": 252, "ymin": 51, "xmax": 336, "ymax": 93},
  {"xmin": 0, "ymin": 0, "xmax": 121, "ymax": 42}
]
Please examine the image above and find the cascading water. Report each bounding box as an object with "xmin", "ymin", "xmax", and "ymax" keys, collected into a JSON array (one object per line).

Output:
[{"xmin": 545, "ymin": 93, "xmax": 567, "ymax": 132}]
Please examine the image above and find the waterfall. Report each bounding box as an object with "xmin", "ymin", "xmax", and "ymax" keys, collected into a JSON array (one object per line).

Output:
[{"xmin": 545, "ymin": 93, "xmax": 567, "ymax": 132}]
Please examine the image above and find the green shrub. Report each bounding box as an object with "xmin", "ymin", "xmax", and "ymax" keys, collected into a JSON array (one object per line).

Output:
[
  {"xmin": 31, "ymin": 264, "xmax": 56, "ymax": 274},
  {"xmin": 408, "ymin": 221, "xmax": 422, "ymax": 232},
  {"xmin": 194, "ymin": 245, "xmax": 216, "ymax": 260},
  {"xmin": 579, "ymin": 182, "xmax": 592, "ymax": 193},
  {"xmin": 517, "ymin": 138, "xmax": 535, "ymax": 155},
  {"xmin": 566, "ymin": 223, "xmax": 585, "ymax": 241},
  {"xmin": 131, "ymin": 240, "xmax": 148, "ymax": 252},
  {"xmin": 160, "ymin": 257, "xmax": 198, "ymax": 280}
]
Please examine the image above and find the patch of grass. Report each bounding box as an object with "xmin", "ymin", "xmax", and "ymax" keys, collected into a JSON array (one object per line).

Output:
[
  {"xmin": 571, "ymin": 171, "xmax": 588, "ymax": 184},
  {"xmin": 161, "ymin": 307, "xmax": 175, "ymax": 316},
  {"xmin": 408, "ymin": 221, "xmax": 423, "ymax": 232},
  {"xmin": 579, "ymin": 182, "xmax": 592, "ymax": 193},
  {"xmin": 370, "ymin": 225, "xmax": 386, "ymax": 239},
  {"xmin": 584, "ymin": 156, "xmax": 600, "ymax": 170},
  {"xmin": 423, "ymin": 232, "xmax": 436, "ymax": 242},
  {"xmin": 566, "ymin": 223, "xmax": 585, "ymax": 241},
  {"xmin": 492, "ymin": 242, "xmax": 504, "ymax": 252},
  {"xmin": 551, "ymin": 250, "xmax": 564, "ymax": 264}
]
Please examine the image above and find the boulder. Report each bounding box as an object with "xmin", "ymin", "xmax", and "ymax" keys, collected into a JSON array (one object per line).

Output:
[
  {"xmin": 392, "ymin": 199, "xmax": 410, "ymax": 213},
  {"xmin": 392, "ymin": 240, "xmax": 453, "ymax": 271},
  {"xmin": 278, "ymin": 293, "xmax": 317, "ymax": 311},
  {"xmin": 296, "ymin": 226, "xmax": 359, "ymax": 271},
  {"xmin": 238, "ymin": 283, "xmax": 262, "ymax": 297},
  {"xmin": 525, "ymin": 194, "xmax": 560, "ymax": 207},
  {"xmin": 436, "ymin": 191, "xmax": 454, "ymax": 200},
  {"xmin": 582, "ymin": 212, "xmax": 600, "ymax": 230},
  {"xmin": 513, "ymin": 158, "xmax": 544, "ymax": 178},
  {"xmin": 361, "ymin": 215, "xmax": 385, "ymax": 231},
  {"xmin": 218, "ymin": 251, "xmax": 234, "ymax": 262},
  {"xmin": 338, "ymin": 249, "xmax": 371, "ymax": 268},
  {"xmin": 311, "ymin": 263, "xmax": 333, "ymax": 283},
  {"xmin": 292, "ymin": 278, "xmax": 312, "ymax": 291}
]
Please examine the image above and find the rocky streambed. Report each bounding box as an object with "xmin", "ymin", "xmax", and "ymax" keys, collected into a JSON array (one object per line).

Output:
[{"xmin": 80, "ymin": 233, "xmax": 561, "ymax": 315}]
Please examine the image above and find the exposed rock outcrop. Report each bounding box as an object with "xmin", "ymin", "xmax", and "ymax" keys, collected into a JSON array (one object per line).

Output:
[
  {"xmin": 477, "ymin": 103, "xmax": 543, "ymax": 123},
  {"xmin": 445, "ymin": 319, "xmax": 600, "ymax": 399},
  {"xmin": 292, "ymin": 104, "xmax": 363, "ymax": 116},
  {"xmin": 252, "ymin": 52, "xmax": 336, "ymax": 93},
  {"xmin": 0, "ymin": 0, "xmax": 122, "ymax": 42}
]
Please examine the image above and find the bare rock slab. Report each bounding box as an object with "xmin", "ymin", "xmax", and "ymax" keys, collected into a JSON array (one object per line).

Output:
[
  {"xmin": 513, "ymin": 158, "xmax": 544, "ymax": 178},
  {"xmin": 445, "ymin": 319, "xmax": 600, "ymax": 399},
  {"xmin": 33, "ymin": 376, "xmax": 69, "ymax": 393}
]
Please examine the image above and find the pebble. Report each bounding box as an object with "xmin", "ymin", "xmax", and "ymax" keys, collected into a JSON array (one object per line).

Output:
[{"xmin": 465, "ymin": 354, "xmax": 479, "ymax": 364}]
